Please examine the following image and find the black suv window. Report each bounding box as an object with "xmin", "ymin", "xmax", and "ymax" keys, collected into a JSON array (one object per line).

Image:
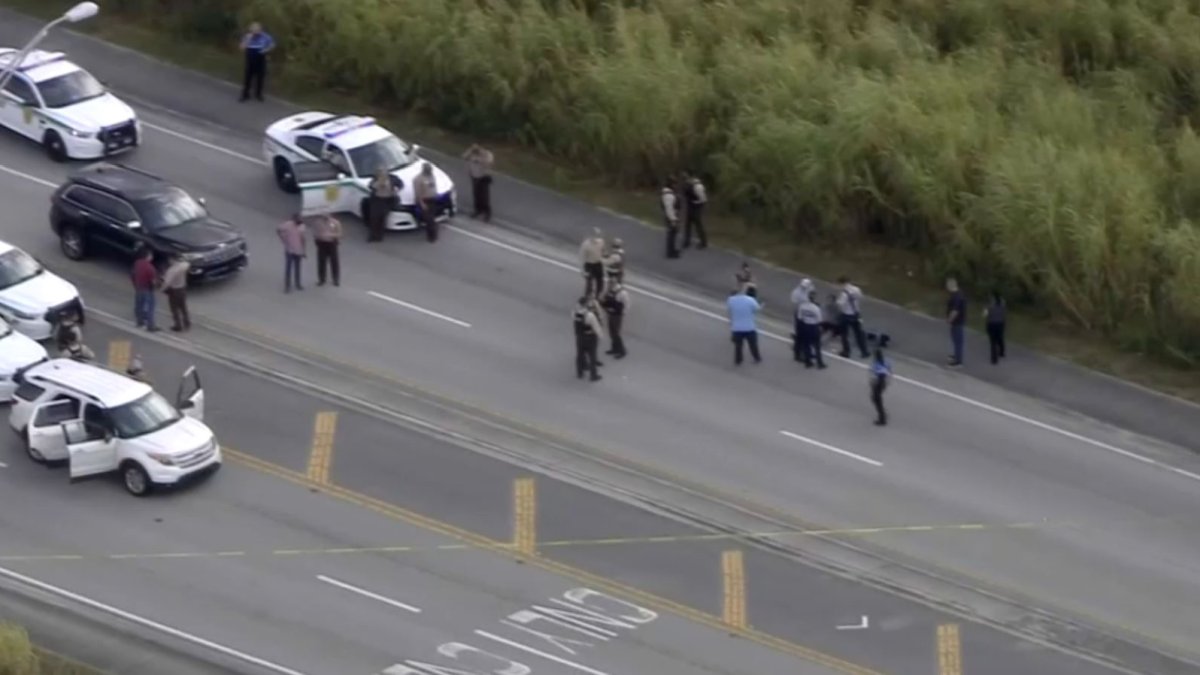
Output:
[
  {"xmin": 66, "ymin": 185, "xmax": 133, "ymax": 222},
  {"xmin": 133, "ymin": 187, "xmax": 206, "ymax": 229},
  {"xmin": 2, "ymin": 76, "xmax": 37, "ymax": 106}
]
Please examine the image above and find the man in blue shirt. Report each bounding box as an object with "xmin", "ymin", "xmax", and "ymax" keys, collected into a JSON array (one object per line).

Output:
[
  {"xmin": 727, "ymin": 288, "xmax": 763, "ymax": 365},
  {"xmin": 945, "ymin": 277, "xmax": 966, "ymax": 367},
  {"xmin": 239, "ymin": 22, "xmax": 275, "ymax": 102},
  {"xmin": 869, "ymin": 344, "xmax": 892, "ymax": 425}
]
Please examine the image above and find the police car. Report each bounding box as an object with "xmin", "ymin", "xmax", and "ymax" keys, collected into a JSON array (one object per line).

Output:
[
  {"xmin": 0, "ymin": 49, "xmax": 139, "ymax": 162},
  {"xmin": 0, "ymin": 239, "xmax": 84, "ymax": 342},
  {"xmin": 263, "ymin": 112, "xmax": 455, "ymax": 231}
]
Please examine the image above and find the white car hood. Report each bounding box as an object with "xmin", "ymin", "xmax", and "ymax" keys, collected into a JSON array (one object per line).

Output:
[
  {"xmin": 49, "ymin": 94, "xmax": 136, "ymax": 132},
  {"xmin": 129, "ymin": 415, "xmax": 214, "ymax": 456},
  {"xmin": 0, "ymin": 271, "xmax": 79, "ymax": 316},
  {"xmin": 0, "ymin": 330, "xmax": 47, "ymax": 374},
  {"xmin": 392, "ymin": 162, "xmax": 453, "ymax": 196}
]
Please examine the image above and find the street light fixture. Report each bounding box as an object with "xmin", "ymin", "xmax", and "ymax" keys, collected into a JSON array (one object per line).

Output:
[{"xmin": 0, "ymin": 2, "xmax": 100, "ymax": 93}]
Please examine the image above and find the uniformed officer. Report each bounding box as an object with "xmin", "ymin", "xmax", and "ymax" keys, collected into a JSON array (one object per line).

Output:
[
  {"xmin": 579, "ymin": 228, "xmax": 606, "ymax": 298},
  {"xmin": 573, "ymin": 297, "xmax": 603, "ymax": 381},
  {"xmin": 414, "ymin": 163, "xmax": 439, "ymax": 243},
  {"xmin": 661, "ymin": 179, "xmax": 680, "ymax": 259},
  {"xmin": 601, "ymin": 282, "xmax": 630, "ymax": 359},
  {"xmin": 797, "ymin": 291, "xmax": 826, "ymax": 369},
  {"xmin": 604, "ymin": 238, "xmax": 626, "ymax": 287},
  {"xmin": 869, "ymin": 340, "xmax": 892, "ymax": 426},
  {"xmin": 238, "ymin": 22, "xmax": 275, "ymax": 102},
  {"xmin": 59, "ymin": 326, "xmax": 95, "ymax": 362}
]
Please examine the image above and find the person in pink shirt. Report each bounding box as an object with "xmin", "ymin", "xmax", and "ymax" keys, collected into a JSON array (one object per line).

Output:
[{"xmin": 277, "ymin": 214, "xmax": 307, "ymax": 293}]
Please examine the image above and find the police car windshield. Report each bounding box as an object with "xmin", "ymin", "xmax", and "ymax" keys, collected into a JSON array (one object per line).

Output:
[
  {"xmin": 349, "ymin": 136, "xmax": 414, "ymax": 176},
  {"xmin": 36, "ymin": 70, "xmax": 105, "ymax": 109},
  {"xmin": 135, "ymin": 188, "xmax": 207, "ymax": 229},
  {"xmin": 0, "ymin": 248, "xmax": 44, "ymax": 290},
  {"xmin": 109, "ymin": 391, "xmax": 182, "ymax": 439}
]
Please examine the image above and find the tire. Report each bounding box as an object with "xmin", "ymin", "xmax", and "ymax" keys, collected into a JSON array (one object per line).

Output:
[
  {"xmin": 121, "ymin": 462, "xmax": 152, "ymax": 497},
  {"xmin": 43, "ymin": 131, "xmax": 68, "ymax": 162},
  {"xmin": 23, "ymin": 428, "xmax": 45, "ymax": 464},
  {"xmin": 274, "ymin": 157, "xmax": 298, "ymax": 193},
  {"xmin": 60, "ymin": 225, "xmax": 87, "ymax": 260}
]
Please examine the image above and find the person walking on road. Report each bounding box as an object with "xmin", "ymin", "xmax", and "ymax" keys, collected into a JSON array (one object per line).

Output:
[
  {"xmin": 727, "ymin": 287, "xmax": 763, "ymax": 366},
  {"xmin": 869, "ymin": 339, "xmax": 892, "ymax": 426},
  {"xmin": 946, "ymin": 276, "xmax": 966, "ymax": 367},
  {"xmin": 277, "ymin": 213, "xmax": 307, "ymax": 293},
  {"xmin": 131, "ymin": 248, "xmax": 159, "ymax": 332},
  {"xmin": 836, "ymin": 276, "xmax": 869, "ymax": 359},
  {"xmin": 313, "ymin": 213, "xmax": 343, "ymax": 287},
  {"xmin": 161, "ymin": 253, "xmax": 191, "ymax": 332},
  {"xmin": 414, "ymin": 163, "xmax": 440, "ymax": 243},
  {"xmin": 573, "ymin": 296, "xmax": 604, "ymax": 382},
  {"xmin": 682, "ymin": 172, "xmax": 708, "ymax": 249},
  {"xmin": 797, "ymin": 291, "xmax": 826, "ymax": 369},
  {"xmin": 366, "ymin": 168, "xmax": 396, "ymax": 242},
  {"xmin": 604, "ymin": 238, "xmax": 626, "ymax": 288},
  {"xmin": 463, "ymin": 144, "xmax": 495, "ymax": 222},
  {"xmin": 238, "ymin": 22, "xmax": 275, "ymax": 102},
  {"xmin": 579, "ymin": 228, "xmax": 606, "ymax": 297},
  {"xmin": 601, "ymin": 281, "xmax": 630, "ymax": 359},
  {"xmin": 984, "ymin": 290, "xmax": 1006, "ymax": 365},
  {"xmin": 661, "ymin": 179, "xmax": 680, "ymax": 259}
]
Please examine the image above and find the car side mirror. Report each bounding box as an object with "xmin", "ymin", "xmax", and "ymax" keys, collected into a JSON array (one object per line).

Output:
[
  {"xmin": 411, "ymin": 144, "xmax": 421, "ymax": 154},
  {"xmin": 336, "ymin": 172, "xmax": 346, "ymax": 180},
  {"xmin": 126, "ymin": 220, "xmax": 141, "ymax": 230},
  {"xmin": 197, "ymin": 197, "xmax": 207, "ymax": 207}
]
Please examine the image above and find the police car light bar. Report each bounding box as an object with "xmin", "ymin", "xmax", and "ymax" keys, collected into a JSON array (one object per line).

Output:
[{"xmin": 323, "ymin": 117, "xmax": 376, "ymax": 139}]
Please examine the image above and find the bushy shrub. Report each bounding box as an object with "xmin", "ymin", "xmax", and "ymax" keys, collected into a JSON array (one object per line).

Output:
[
  {"xmin": 0, "ymin": 623, "xmax": 39, "ymax": 675},
  {"xmin": 107, "ymin": 0, "xmax": 1200, "ymax": 361}
]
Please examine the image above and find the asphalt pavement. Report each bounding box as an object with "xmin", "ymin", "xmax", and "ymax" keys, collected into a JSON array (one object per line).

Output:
[
  {"xmin": 0, "ymin": 318, "xmax": 1125, "ymax": 675},
  {"xmin": 0, "ymin": 9, "xmax": 1200, "ymax": 675}
]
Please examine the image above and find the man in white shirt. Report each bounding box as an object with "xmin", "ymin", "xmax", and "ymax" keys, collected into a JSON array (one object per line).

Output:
[
  {"xmin": 579, "ymin": 228, "xmax": 606, "ymax": 298},
  {"xmin": 836, "ymin": 276, "xmax": 870, "ymax": 359},
  {"xmin": 661, "ymin": 179, "xmax": 680, "ymax": 259},
  {"xmin": 161, "ymin": 254, "xmax": 191, "ymax": 332}
]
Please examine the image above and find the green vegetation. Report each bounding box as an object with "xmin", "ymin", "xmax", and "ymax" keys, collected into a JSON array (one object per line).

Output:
[
  {"xmin": 5, "ymin": 0, "xmax": 1200, "ymax": 398},
  {"xmin": 0, "ymin": 623, "xmax": 101, "ymax": 675}
]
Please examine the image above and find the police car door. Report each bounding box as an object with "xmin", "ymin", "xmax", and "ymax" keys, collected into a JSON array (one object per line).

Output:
[
  {"xmin": 0, "ymin": 75, "xmax": 41, "ymax": 141},
  {"xmin": 295, "ymin": 160, "xmax": 358, "ymax": 217}
]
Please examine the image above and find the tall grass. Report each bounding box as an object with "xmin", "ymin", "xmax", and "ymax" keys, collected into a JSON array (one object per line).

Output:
[{"xmin": 109, "ymin": 0, "xmax": 1200, "ymax": 361}]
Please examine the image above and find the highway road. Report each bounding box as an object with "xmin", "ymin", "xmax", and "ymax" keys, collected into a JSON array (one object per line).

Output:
[
  {"xmin": 0, "ymin": 9, "xmax": 1199, "ymax": 675},
  {"xmin": 0, "ymin": 318, "xmax": 1117, "ymax": 675}
]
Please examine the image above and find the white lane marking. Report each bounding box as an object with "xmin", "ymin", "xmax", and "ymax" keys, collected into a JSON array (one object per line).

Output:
[
  {"xmin": 316, "ymin": 575, "xmax": 422, "ymax": 614},
  {"xmin": 0, "ymin": 564, "xmax": 309, "ymax": 675},
  {"xmin": 0, "ymin": 461, "xmax": 7, "ymax": 468},
  {"xmin": 0, "ymin": 163, "xmax": 56, "ymax": 188},
  {"xmin": 7, "ymin": 121, "xmax": 1200, "ymax": 485},
  {"xmin": 836, "ymin": 615, "xmax": 870, "ymax": 630},
  {"xmin": 367, "ymin": 291, "xmax": 472, "ymax": 328},
  {"xmin": 475, "ymin": 630, "xmax": 609, "ymax": 675},
  {"xmin": 780, "ymin": 430, "xmax": 883, "ymax": 468}
]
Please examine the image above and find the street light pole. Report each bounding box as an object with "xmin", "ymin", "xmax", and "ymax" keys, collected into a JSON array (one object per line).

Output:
[{"xmin": 0, "ymin": 2, "xmax": 99, "ymax": 94}]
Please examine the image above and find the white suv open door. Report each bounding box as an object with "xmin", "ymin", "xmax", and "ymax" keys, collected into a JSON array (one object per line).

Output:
[
  {"xmin": 62, "ymin": 419, "xmax": 119, "ymax": 480},
  {"xmin": 176, "ymin": 366, "xmax": 204, "ymax": 421},
  {"xmin": 295, "ymin": 161, "xmax": 360, "ymax": 217},
  {"xmin": 25, "ymin": 399, "xmax": 80, "ymax": 463}
]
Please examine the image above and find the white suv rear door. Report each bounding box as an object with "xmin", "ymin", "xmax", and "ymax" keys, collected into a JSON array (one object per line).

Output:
[{"xmin": 25, "ymin": 398, "xmax": 81, "ymax": 462}]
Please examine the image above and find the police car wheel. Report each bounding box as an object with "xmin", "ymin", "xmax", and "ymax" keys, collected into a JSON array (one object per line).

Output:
[
  {"xmin": 43, "ymin": 131, "xmax": 68, "ymax": 163},
  {"xmin": 274, "ymin": 157, "xmax": 298, "ymax": 194}
]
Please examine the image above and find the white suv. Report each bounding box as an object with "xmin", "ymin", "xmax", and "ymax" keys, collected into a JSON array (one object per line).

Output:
[
  {"xmin": 0, "ymin": 240, "xmax": 84, "ymax": 341},
  {"xmin": 9, "ymin": 359, "xmax": 219, "ymax": 496},
  {"xmin": 0, "ymin": 318, "xmax": 48, "ymax": 402}
]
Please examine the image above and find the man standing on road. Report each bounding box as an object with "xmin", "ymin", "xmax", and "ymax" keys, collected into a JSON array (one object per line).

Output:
[
  {"xmin": 414, "ymin": 163, "xmax": 439, "ymax": 243},
  {"xmin": 601, "ymin": 281, "xmax": 630, "ymax": 360},
  {"xmin": 131, "ymin": 248, "xmax": 159, "ymax": 332},
  {"xmin": 277, "ymin": 213, "xmax": 307, "ymax": 293},
  {"xmin": 463, "ymin": 144, "xmax": 494, "ymax": 222},
  {"xmin": 238, "ymin": 22, "xmax": 275, "ymax": 102},
  {"xmin": 727, "ymin": 287, "xmax": 763, "ymax": 366},
  {"xmin": 836, "ymin": 276, "xmax": 869, "ymax": 359},
  {"xmin": 604, "ymin": 238, "xmax": 626, "ymax": 288},
  {"xmin": 661, "ymin": 179, "xmax": 680, "ymax": 259},
  {"xmin": 161, "ymin": 253, "xmax": 191, "ymax": 332},
  {"xmin": 313, "ymin": 213, "xmax": 343, "ymax": 287},
  {"xmin": 579, "ymin": 228, "xmax": 606, "ymax": 297},
  {"xmin": 682, "ymin": 172, "xmax": 708, "ymax": 250},
  {"xmin": 573, "ymin": 296, "xmax": 603, "ymax": 382},
  {"xmin": 869, "ymin": 338, "xmax": 892, "ymax": 426},
  {"xmin": 797, "ymin": 291, "xmax": 826, "ymax": 369},
  {"xmin": 366, "ymin": 169, "xmax": 396, "ymax": 243},
  {"xmin": 946, "ymin": 276, "xmax": 966, "ymax": 367},
  {"xmin": 984, "ymin": 290, "xmax": 1007, "ymax": 365}
]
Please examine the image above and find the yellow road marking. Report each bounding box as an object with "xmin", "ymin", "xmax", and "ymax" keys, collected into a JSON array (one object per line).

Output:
[
  {"xmin": 306, "ymin": 411, "xmax": 337, "ymax": 484},
  {"xmin": 722, "ymin": 549, "xmax": 747, "ymax": 630},
  {"xmin": 513, "ymin": 477, "xmax": 537, "ymax": 558},
  {"xmin": 937, "ymin": 624, "xmax": 962, "ymax": 675},
  {"xmin": 106, "ymin": 340, "xmax": 131, "ymax": 372}
]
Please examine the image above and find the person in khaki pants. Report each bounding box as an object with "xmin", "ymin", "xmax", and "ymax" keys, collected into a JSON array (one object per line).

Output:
[
  {"xmin": 161, "ymin": 254, "xmax": 191, "ymax": 332},
  {"xmin": 313, "ymin": 214, "xmax": 343, "ymax": 286}
]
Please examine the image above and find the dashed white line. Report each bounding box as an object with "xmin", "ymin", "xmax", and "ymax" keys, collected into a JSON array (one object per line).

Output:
[
  {"xmin": 780, "ymin": 430, "xmax": 883, "ymax": 468},
  {"xmin": 367, "ymin": 291, "xmax": 472, "ymax": 328},
  {"xmin": 0, "ymin": 565, "xmax": 309, "ymax": 675},
  {"xmin": 0, "ymin": 461, "xmax": 7, "ymax": 469},
  {"xmin": 0, "ymin": 163, "xmax": 55, "ymax": 188},
  {"xmin": 143, "ymin": 120, "xmax": 268, "ymax": 166},
  {"xmin": 475, "ymin": 630, "xmax": 610, "ymax": 675},
  {"xmin": 316, "ymin": 575, "xmax": 422, "ymax": 614}
]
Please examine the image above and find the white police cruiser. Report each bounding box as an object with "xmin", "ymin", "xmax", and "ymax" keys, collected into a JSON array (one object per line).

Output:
[
  {"xmin": 0, "ymin": 48, "xmax": 139, "ymax": 162},
  {"xmin": 0, "ymin": 239, "xmax": 84, "ymax": 342},
  {"xmin": 263, "ymin": 112, "xmax": 455, "ymax": 231},
  {"xmin": 0, "ymin": 318, "xmax": 48, "ymax": 403}
]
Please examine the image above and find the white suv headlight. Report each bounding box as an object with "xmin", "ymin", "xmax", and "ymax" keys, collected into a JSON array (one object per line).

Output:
[{"xmin": 146, "ymin": 451, "xmax": 177, "ymax": 466}]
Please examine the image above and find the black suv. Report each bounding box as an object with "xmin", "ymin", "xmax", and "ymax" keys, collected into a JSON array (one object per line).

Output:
[{"xmin": 49, "ymin": 163, "xmax": 248, "ymax": 282}]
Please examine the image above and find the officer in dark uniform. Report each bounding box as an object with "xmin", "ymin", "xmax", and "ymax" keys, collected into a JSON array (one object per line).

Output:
[
  {"xmin": 797, "ymin": 291, "xmax": 826, "ymax": 369},
  {"xmin": 604, "ymin": 238, "xmax": 626, "ymax": 288},
  {"xmin": 869, "ymin": 336, "xmax": 892, "ymax": 425},
  {"xmin": 601, "ymin": 282, "xmax": 630, "ymax": 359},
  {"xmin": 573, "ymin": 297, "xmax": 603, "ymax": 381}
]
